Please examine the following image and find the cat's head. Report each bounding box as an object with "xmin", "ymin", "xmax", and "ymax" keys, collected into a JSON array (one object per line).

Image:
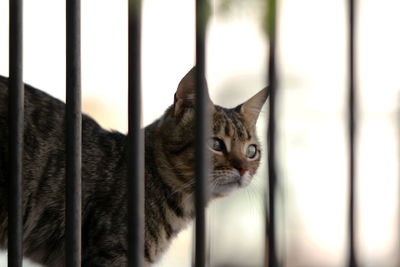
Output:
[{"xmin": 157, "ymin": 67, "xmax": 268, "ymax": 198}]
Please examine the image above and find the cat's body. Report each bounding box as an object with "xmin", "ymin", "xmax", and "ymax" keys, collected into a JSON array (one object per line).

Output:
[{"xmin": 0, "ymin": 68, "xmax": 267, "ymax": 266}]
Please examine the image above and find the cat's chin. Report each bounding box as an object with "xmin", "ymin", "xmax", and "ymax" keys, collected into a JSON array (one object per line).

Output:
[{"xmin": 211, "ymin": 171, "xmax": 252, "ymax": 197}]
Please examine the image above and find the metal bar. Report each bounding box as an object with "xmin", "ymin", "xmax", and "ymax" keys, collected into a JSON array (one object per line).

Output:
[
  {"xmin": 65, "ymin": 0, "xmax": 82, "ymax": 265},
  {"xmin": 8, "ymin": 0, "xmax": 24, "ymax": 265},
  {"xmin": 128, "ymin": 0, "xmax": 144, "ymax": 266},
  {"xmin": 348, "ymin": 0, "xmax": 357, "ymax": 266},
  {"xmin": 195, "ymin": 0, "xmax": 209, "ymax": 266},
  {"xmin": 266, "ymin": 0, "xmax": 278, "ymax": 266}
]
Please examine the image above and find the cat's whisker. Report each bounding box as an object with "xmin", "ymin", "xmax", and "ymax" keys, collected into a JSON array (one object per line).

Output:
[
  {"xmin": 245, "ymin": 188, "xmax": 258, "ymax": 217},
  {"xmin": 247, "ymin": 186, "xmax": 263, "ymax": 214},
  {"xmin": 249, "ymin": 186, "xmax": 263, "ymax": 203}
]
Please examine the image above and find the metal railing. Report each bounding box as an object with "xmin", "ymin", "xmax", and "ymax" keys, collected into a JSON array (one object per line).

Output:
[
  {"xmin": 6, "ymin": 0, "xmax": 360, "ymax": 266},
  {"xmin": 65, "ymin": 0, "xmax": 82, "ymax": 266},
  {"xmin": 8, "ymin": 0, "xmax": 23, "ymax": 265},
  {"xmin": 194, "ymin": 0, "xmax": 209, "ymax": 266},
  {"xmin": 128, "ymin": 0, "xmax": 144, "ymax": 266},
  {"xmin": 348, "ymin": 0, "xmax": 358, "ymax": 266},
  {"xmin": 266, "ymin": 0, "xmax": 278, "ymax": 265}
]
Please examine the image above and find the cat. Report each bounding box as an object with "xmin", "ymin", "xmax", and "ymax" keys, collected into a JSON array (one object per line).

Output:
[{"xmin": 0, "ymin": 67, "xmax": 268, "ymax": 266}]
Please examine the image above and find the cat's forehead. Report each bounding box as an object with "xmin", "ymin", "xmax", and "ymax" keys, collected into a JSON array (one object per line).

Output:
[{"xmin": 212, "ymin": 105, "xmax": 253, "ymax": 141}]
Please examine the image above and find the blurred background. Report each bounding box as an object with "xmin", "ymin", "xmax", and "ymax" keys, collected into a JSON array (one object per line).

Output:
[{"xmin": 1, "ymin": 0, "xmax": 400, "ymax": 266}]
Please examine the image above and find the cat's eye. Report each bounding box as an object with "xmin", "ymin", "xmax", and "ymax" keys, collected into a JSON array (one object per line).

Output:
[
  {"xmin": 246, "ymin": 144, "xmax": 257, "ymax": 159},
  {"xmin": 209, "ymin": 138, "xmax": 225, "ymax": 152}
]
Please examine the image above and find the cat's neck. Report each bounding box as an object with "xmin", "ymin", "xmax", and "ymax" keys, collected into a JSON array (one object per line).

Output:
[
  {"xmin": 142, "ymin": 119, "xmax": 195, "ymax": 264},
  {"xmin": 145, "ymin": 120, "xmax": 196, "ymax": 217}
]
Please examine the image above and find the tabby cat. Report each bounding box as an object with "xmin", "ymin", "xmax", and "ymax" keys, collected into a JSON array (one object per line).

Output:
[{"xmin": 0, "ymin": 67, "xmax": 268, "ymax": 266}]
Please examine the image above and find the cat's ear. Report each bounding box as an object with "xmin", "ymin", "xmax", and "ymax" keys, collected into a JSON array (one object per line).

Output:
[
  {"xmin": 239, "ymin": 87, "xmax": 269, "ymax": 125},
  {"xmin": 174, "ymin": 66, "xmax": 214, "ymax": 117}
]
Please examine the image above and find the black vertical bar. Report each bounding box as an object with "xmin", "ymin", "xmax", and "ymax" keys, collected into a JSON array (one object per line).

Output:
[
  {"xmin": 266, "ymin": 0, "xmax": 278, "ymax": 266},
  {"xmin": 128, "ymin": 0, "xmax": 144, "ymax": 266},
  {"xmin": 66, "ymin": 0, "xmax": 82, "ymax": 266},
  {"xmin": 195, "ymin": 0, "xmax": 209, "ymax": 266},
  {"xmin": 348, "ymin": 0, "xmax": 357, "ymax": 266},
  {"xmin": 8, "ymin": 0, "xmax": 24, "ymax": 266}
]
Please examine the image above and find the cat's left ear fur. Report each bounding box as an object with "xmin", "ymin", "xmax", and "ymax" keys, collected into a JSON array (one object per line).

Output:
[
  {"xmin": 174, "ymin": 66, "xmax": 214, "ymax": 117},
  {"xmin": 239, "ymin": 87, "xmax": 269, "ymax": 125}
]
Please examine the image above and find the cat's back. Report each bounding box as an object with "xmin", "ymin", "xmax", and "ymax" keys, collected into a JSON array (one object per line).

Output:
[
  {"xmin": 0, "ymin": 75, "xmax": 69, "ymax": 175},
  {"xmin": 0, "ymin": 76, "xmax": 125, "ymax": 182},
  {"xmin": 0, "ymin": 76, "xmax": 9, "ymax": 116},
  {"xmin": 0, "ymin": 75, "xmax": 67, "ymax": 130},
  {"xmin": 0, "ymin": 75, "xmax": 106, "ymax": 143}
]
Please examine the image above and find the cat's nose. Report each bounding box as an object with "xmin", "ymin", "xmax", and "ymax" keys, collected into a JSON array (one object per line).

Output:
[
  {"xmin": 237, "ymin": 167, "xmax": 248, "ymax": 176},
  {"xmin": 231, "ymin": 157, "xmax": 249, "ymax": 176}
]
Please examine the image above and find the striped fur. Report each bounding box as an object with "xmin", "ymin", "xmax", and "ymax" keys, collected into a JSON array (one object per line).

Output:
[{"xmin": 0, "ymin": 68, "xmax": 267, "ymax": 266}]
